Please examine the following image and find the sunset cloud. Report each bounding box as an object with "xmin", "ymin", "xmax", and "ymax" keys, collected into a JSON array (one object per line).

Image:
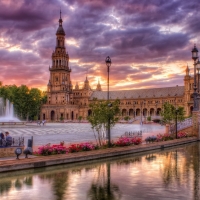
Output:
[{"xmin": 0, "ymin": 0, "xmax": 199, "ymax": 91}]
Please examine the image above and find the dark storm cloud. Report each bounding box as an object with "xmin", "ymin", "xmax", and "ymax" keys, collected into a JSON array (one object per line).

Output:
[{"xmin": 0, "ymin": 0, "xmax": 198, "ymax": 89}]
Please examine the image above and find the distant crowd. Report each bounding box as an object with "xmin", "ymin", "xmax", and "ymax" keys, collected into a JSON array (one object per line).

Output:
[
  {"xmin": 37, "ymin": 120, "xmax": 46, "ymax": 126},
  {"xmin": 0, "ymin": 132, "xmax": 12, "ymax": 147}
]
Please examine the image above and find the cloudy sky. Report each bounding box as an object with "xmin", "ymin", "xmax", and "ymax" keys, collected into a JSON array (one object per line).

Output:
[{"xmin": 0, "ymin": 0, "xmax": 199, "ymax": 91}]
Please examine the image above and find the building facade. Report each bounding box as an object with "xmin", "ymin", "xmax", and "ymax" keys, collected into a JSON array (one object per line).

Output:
[{"xmin": 40, "ymin": 15, "xmax": 195, "ymax": 121}]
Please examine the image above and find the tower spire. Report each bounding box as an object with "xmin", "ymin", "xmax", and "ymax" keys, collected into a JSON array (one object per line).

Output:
[
  {"xmin": 56, "ymin": 10, "xmax": 65, "ymax": 35},
  {"xmin": 58, "ymin": 9, "xmax": 63, "ymax": 27}
]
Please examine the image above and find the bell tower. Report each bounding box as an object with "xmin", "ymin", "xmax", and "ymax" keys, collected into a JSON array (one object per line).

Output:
[{"xmin": 47, "ymin": 11, "xmax": 72, "ymax": 105}]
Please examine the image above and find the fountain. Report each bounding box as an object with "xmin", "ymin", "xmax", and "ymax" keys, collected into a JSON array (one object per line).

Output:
[{"xmin": 0, "ymin": 98, "xmax": 21, "ymax": 123}]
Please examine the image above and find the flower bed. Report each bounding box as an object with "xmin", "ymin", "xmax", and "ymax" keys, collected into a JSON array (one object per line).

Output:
[
  {"xmin": 145, "ymin": 132, "xmax": 190, "ymax": 143},
  {"xmin": 177, "ymin": 132, "xmax": 188, "ymax": 138},
  {"xmin": 34, "ymin": 144, "xmax": 67, "ymax": 156},
  {"xmin": 34, "ymin": 138, "xmax": 143, "ymax": 156},
  {"xmin": 115, "ymin": 137, "xmax": 142, "ymax": 146},
  {"xmin": 34, "ymin": 142, "xmax": 98, "ymax": 155},
  {"xmin": 68, "ymin": 142, "xmax": 98, "ymax": 153}
]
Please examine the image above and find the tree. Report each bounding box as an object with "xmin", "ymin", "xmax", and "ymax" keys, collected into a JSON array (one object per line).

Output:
[
  {"xmin": 161, "ymin": 102, "xmax": 185, "ymax": 124},
  {"xmin": 78, "ymin": 116, "xmax": 82, "ymax": 122},
  {"xmin": 0, "ymin": 84, "xmax": 47, "ymax": 120},
  {"xmin": 87, "ymin": 99, "xmax": 120, "ymax": 146},
  {"xmin": 147, "ymin": 116, "xmax": 151, "ymax": 122},
  {"xmin": 124, "ymin": 116, "xmax": 130, "ymax": 122}
]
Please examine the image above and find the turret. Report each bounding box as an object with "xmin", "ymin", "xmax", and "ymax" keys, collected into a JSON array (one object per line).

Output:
[
  {"xmin": 83, "ymin": 76, "xmax": 91, "ymax": 90},
  {"xmin": 186, "ymin": 65, "xmax": 190, "ymax": 76},
  {"xmin": 75, "ymin": 82, "xmax": 79, "ymax": 90},
  {"xmin": 96, "ymin": 80, "xmax": 102, "ymax": 91}
]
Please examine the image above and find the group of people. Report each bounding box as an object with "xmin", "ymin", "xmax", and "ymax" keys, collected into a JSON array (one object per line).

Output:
[
  {"xmin": 37, "ymin": 120, "xmax": 46, "ymax": 126},
  {"xmin": 0, "ymin": 132, "xmax": 12, "ymax": 147}
]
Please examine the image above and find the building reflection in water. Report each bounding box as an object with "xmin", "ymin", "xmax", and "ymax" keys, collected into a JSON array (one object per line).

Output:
[{"xmin": 0, "ymin": 143, "xmax": 200, "ymax": 199}]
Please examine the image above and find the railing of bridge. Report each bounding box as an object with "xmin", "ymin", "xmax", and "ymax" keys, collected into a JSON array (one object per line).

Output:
[{"xmin": 0, "ymin": 137, "xmax": 24, "ymax": 147}]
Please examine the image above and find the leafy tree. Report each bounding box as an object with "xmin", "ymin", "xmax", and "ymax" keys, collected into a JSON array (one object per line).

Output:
[
  {"xmin": 161, "ymin": 102, "xmax": 185, "ymax": 125},
  {"xmin": 78, "ymin": 116, "xmax": 82, "ymax": 122},
  {"xmin": 147, "ymin": 116, "xmax": 151, "ymax": 122},
  {"xmin": 87, "ymin": 99, "xmax": 120, "ymax": 146},
  {"xmin": 0, "ymin": 84, "xmax": 47, "ymax": 120},
  {"xmin": 124, "ymin": 116, "xmax": 130, "ymax": 121}
]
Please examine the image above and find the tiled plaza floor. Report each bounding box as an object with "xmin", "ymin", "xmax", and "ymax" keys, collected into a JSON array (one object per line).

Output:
[{"xmin": 0, "ymin": 123, "xmax": 165, "ymax": 148}]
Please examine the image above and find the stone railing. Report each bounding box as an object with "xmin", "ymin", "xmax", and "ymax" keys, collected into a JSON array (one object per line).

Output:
[
  {"xmin": 168, "ymin": 117, "xmax": 193, "ymax": 133},
  {"xmin": 177, "ymin": 117, "xmax": 192, "ymax": 131}
]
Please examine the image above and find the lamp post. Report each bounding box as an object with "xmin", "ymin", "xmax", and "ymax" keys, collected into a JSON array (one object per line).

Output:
[
  {"xmin": 175, "ymin": 108, "xmax": 178, "ymax": 139},
  {"xmin": 192, "ymin": 45, "xmax": 199, "ymax": 111},
  {"xmin": 105, "ymin": 56, "xmax": 112, "ymax": 147},
  {"xmin": 133, "ymin": 101, "xmax": 136, "ymax": 119},
  {"xmin": 196, "ymin": 60, "xmax": 200, "ymax": 93}
]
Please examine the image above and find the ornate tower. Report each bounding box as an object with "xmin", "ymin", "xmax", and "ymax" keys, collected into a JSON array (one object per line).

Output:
[
  {"xmin": 184, "ymin": 65, "xmax": 193, "ymax": 116},
  {"xmin": 47, "ymin": 11, "xmax": 72, "ymax": 105}
]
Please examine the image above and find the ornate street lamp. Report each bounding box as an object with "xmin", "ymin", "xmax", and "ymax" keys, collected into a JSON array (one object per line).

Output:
[
  {"xmin": 192, "ymin": 45, "xmax": 199, "ymax": 111},
  {"xmin": 105, "ymin": 56, "xmax": 112, "ymax": 147},
  {"xmin": 196, "ymin": 60, "xmax": 200, "ymax": 93}
]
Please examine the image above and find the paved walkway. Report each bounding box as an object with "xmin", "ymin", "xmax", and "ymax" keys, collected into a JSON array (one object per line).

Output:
[
  {"xmin": 0, "ymin": 123, "xmax": 165, "ymax": 148},
  {"xmin": 0, "ymin": 137, "xmax": 197, "ymax": 173}
]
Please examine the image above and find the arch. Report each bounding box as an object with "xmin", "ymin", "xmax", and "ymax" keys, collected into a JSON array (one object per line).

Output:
[
  {"xmin": 190, "ymin": 106, "xmax": 193, "ymax": 115},
  {"xmin": 43, "ymin": 113, "xmax": 45, "ymax": 120},
  {"xmin": 88, "ymin": 109, "xmax": 92, "ymax": 116},
  {"xmin": 150, "ymin": 108, "xmax": 154, "ymax": 116},
  {"xmin": 136, "ymin": 108, "xmax": 140, "ymax": 116},
  {"xmin": 143, "ymin": 108, "xmax": 147, "ymax": 116},
  {"xmin": 51, "ymin": 110, "xmax": 55, "ymax": 121},
  {"xmin": 122, "ymin": 109, "xmax": 127, "ymax": 116},
  {"xmin": 157, "ymin": 108, "xmax": 162, "ymax": 116},
  {"xmin": 71, "ymin": 111, "xmax": 74, "ymax": 120},
  {"xmin": 129, "ymin": 109, "xmax": 133, "ymax": 116}
]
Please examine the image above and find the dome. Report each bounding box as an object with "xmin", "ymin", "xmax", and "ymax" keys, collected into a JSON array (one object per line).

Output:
[{"xmin": 56, "ymin": 26, "xmax": 65, "ymax": 35}]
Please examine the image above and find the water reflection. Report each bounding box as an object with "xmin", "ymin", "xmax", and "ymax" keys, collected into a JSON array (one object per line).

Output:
[
  {"xmin": 0, "ymin": 143, "xmax": 200, "ymax": 199},
  {"xmin": 39, "ymin": 172, "xmax": 69, "ymax": 200},
  {"xmin": 87, "ymin": 163, "xmax": 121, "ymax": 200}
]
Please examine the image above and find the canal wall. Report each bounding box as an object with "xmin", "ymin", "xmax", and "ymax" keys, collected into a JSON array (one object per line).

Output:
[{"xmin": 0, "ymin": 137, "xmax": 197, "ymax": 173}]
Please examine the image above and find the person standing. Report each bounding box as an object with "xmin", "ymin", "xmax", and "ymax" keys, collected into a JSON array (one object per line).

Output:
[
  {"xmin": 5, "ymin": 132, "xmax": 12, "ymax": 147},
  {"xmin": 0, "ymin": 133, "xmax": 6, "ymax": 146}
]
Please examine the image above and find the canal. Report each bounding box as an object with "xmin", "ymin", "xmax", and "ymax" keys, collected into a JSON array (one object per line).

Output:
[{"xmin": 0, "ymin": 142, "xmax": 198, "ymax": 200}]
